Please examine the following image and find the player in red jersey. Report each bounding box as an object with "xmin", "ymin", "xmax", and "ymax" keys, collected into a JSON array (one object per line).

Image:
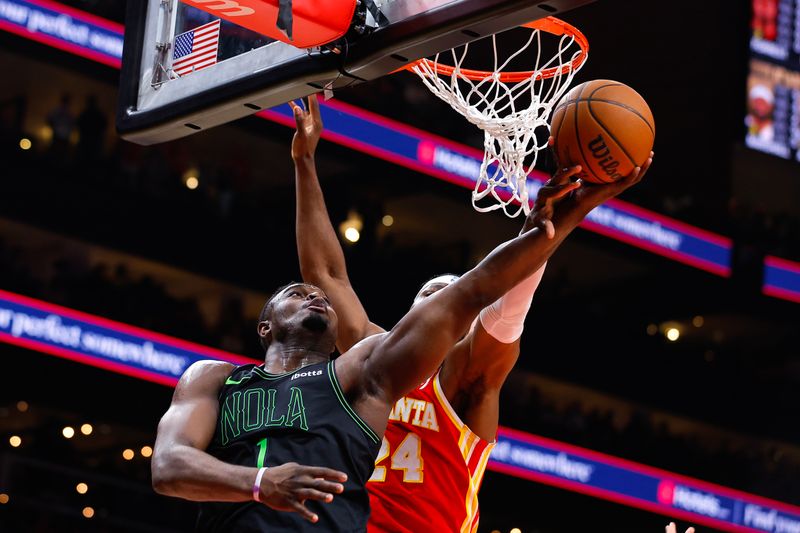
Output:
[{"xmin": 290, "ymin": 96, "xmax": 651, "ymax": 532}]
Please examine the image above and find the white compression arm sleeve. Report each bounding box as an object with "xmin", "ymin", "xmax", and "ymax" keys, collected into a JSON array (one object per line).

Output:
[{"xmin": 478, "ymin": 262, "xmax": 546, "ymax": 343}]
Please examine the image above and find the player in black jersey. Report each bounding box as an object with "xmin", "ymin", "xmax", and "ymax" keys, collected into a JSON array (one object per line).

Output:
[{"xmin": 150, "ymin": 101, "xmax": 648, "ymax": 532}]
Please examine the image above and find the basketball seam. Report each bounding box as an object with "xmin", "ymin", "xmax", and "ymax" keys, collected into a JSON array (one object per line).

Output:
[
  {"xmin": 586, "ymin": 102, "xmax": 638, "ymax": 173},
  {"xmin": 580, "ymin": 93, "xmax": 655, "ymax": 138},
  {"xmin": 552, "ymin": 101, "xmax": 576, "ymax": 165},
  {"xmin": 552, "ymin": 99, "xmax": 571, "ymax": 115},
  {"xmin": 587, "ymin": 82, "xmax": 623, "ymax": 94},
  {"xmin": 553, "ymin": 82, "xmax": 621, "ymax": 115},
  {"xmin": 555, "ymin": 83, "xmax": 654, "ymax": 135},
  {"xmin": 551, "ymin": 104, "xmax": 567, "ymax": 143},
  {"xmin": 586, "ymin": 82, "xmax": 652, "ymax": 177},
  {"xmin": 573, "ymin": 85, "xmax": 607, "ymax": 184}
]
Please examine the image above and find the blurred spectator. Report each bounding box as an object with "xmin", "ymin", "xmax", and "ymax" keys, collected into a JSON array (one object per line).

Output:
[
  {"xmin": 76, "ymin": 94, "xmax": 108, "ymax": 168},
  {"xmin": 0, "ymin": 95, "xmax": 26, "ymax": 159},
  {"xmin": 46, "ymin": 92, "xmax": 75, "ymax": 165},
  {"xmin": 215, "ymin": 295, "xmax": 248, "ymax": 353}
]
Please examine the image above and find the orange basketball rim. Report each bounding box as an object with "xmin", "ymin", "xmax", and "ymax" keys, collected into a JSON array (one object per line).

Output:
[
  {"xmin": 402, "ymin": 15, "xmax": 590, "ymax": 218},
  {"xmin": 404, "ymin": 16, "xmax": 589, "ymax": 82}
]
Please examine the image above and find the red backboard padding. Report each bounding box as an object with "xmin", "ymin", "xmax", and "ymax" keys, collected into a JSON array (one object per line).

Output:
[{"xmin": 181, "ymin": 0, "xmax": 358, "ymax": 48}]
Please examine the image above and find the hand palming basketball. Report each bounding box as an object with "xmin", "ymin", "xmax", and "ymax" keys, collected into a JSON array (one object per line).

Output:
[{"xmin": 551, "ymin": 80, "xmax": 655, "ymax": 184}]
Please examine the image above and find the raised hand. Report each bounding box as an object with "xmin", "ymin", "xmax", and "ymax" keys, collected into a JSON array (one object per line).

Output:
[
  {"xmin": 289, "ymin": 94, "xmax": 323, "ymax": 160},
  {"xmin": 526, "ymin": 150, "xmax": 654, "ymax": 236},
  {"xmin": 570, "ymin": 150, "xmax": 654, "ymax": 211},
  {"xmin": 524, "ymin": 164, "xmax": 583, "ymax": 238},
  {"xmin": 256, "ymin": 462, "xmax": 347, "ymax": 523},
  {"xmin": 666, "ymin": 521, "xmax": 696, "ymax": 533}
]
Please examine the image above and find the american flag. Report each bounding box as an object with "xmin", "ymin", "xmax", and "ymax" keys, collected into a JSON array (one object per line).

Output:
[{"xmin": 172, "ymin": 19, "xmax": 221, "ymax": 76}]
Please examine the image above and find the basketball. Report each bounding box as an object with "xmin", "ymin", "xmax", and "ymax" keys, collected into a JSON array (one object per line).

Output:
[{"xmin": 550, "ymin": 80, "xmax": 655, "ymax": 184}]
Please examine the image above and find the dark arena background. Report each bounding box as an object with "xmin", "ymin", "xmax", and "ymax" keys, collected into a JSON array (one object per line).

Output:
[{"xmin": 1, "ymin": 1, "xmax": 800, "ymax": 532}]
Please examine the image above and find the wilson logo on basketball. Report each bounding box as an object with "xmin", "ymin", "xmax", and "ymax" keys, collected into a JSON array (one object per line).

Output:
[
  {"xmin": 587, "ymin": 134, "xmax": 623, "ymax": 182},
  {"xmin": 550, "ymin": 80, "xmax": 654, "ymax": 184},
  {"xmin": 191, "ymin": 0, "xmax": 255, "ymax": 17}
]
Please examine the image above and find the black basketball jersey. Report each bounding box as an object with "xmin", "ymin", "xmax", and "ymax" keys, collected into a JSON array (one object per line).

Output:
[{"xmin": 196, "ymin": 360, "xmax": 381, "ymax": 532}]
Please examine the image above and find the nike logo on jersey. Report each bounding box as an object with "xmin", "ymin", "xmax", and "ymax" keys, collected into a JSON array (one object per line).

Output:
[
  {"xmin": 388, "ymin": 397, "xmax": 439, "ymax": 431},
  {"xmin": 291, "ymin": 369, "xmax": 323, "ymax": 380}
]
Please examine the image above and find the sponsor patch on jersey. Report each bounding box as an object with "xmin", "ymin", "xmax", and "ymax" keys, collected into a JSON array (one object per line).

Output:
[{"xmin": 291, "ymin": 369, "xmax": 323, "ymax": 380}]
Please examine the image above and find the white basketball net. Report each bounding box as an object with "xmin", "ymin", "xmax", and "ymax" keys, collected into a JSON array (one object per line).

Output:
[{"xmin": 410, "ymin": 17, "xmax": 588, "ymax": 217}]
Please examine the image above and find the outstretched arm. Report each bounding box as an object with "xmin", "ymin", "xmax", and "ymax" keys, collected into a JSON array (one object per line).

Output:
[
  {"xmin": 438, "ymin": 265, "xmax": 544, "ymax": 439},
  {"xmin": 350, "ymin": 160, "xmax": 650, "ymax": 406},
  {"xmin": 152, "ymin": 360, "xmax": 347, "ymax": 523},
  {"xmin": 439, "ymin": 166, "xmax": 583, "ymax": 440},
  {"xmin": 291, "ymin": 96, "xmax": 384, "ymax": 352}
]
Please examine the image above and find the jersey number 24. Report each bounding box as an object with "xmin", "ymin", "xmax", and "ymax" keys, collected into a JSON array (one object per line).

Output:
[{"xmin": 368, "ymin": 434, "xmax": 423, "ymax": 483}]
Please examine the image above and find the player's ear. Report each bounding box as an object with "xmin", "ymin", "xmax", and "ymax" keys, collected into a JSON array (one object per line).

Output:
[{"xmin": 258, "ymin": 320, "xmax": 272, "ymax": 344}]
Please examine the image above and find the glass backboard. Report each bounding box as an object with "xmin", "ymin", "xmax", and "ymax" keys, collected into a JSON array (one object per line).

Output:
[{"xmin": 117, "ymin": 0, "xmax": 595, "ymax": 145}]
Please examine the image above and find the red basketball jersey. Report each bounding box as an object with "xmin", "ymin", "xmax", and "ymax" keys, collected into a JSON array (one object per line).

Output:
[{"xmin": 367, "ymin": 371, "xmax": 495, "ymax": 533}]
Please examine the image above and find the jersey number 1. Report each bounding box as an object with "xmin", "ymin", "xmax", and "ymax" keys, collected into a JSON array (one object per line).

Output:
[
  {"xmin": 256, "ymin": 437, "xmax": 268, "ymax": 468},
  {"xmin": 369, "ymin": 434, "xmax": 423, "ymax": 483}
]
